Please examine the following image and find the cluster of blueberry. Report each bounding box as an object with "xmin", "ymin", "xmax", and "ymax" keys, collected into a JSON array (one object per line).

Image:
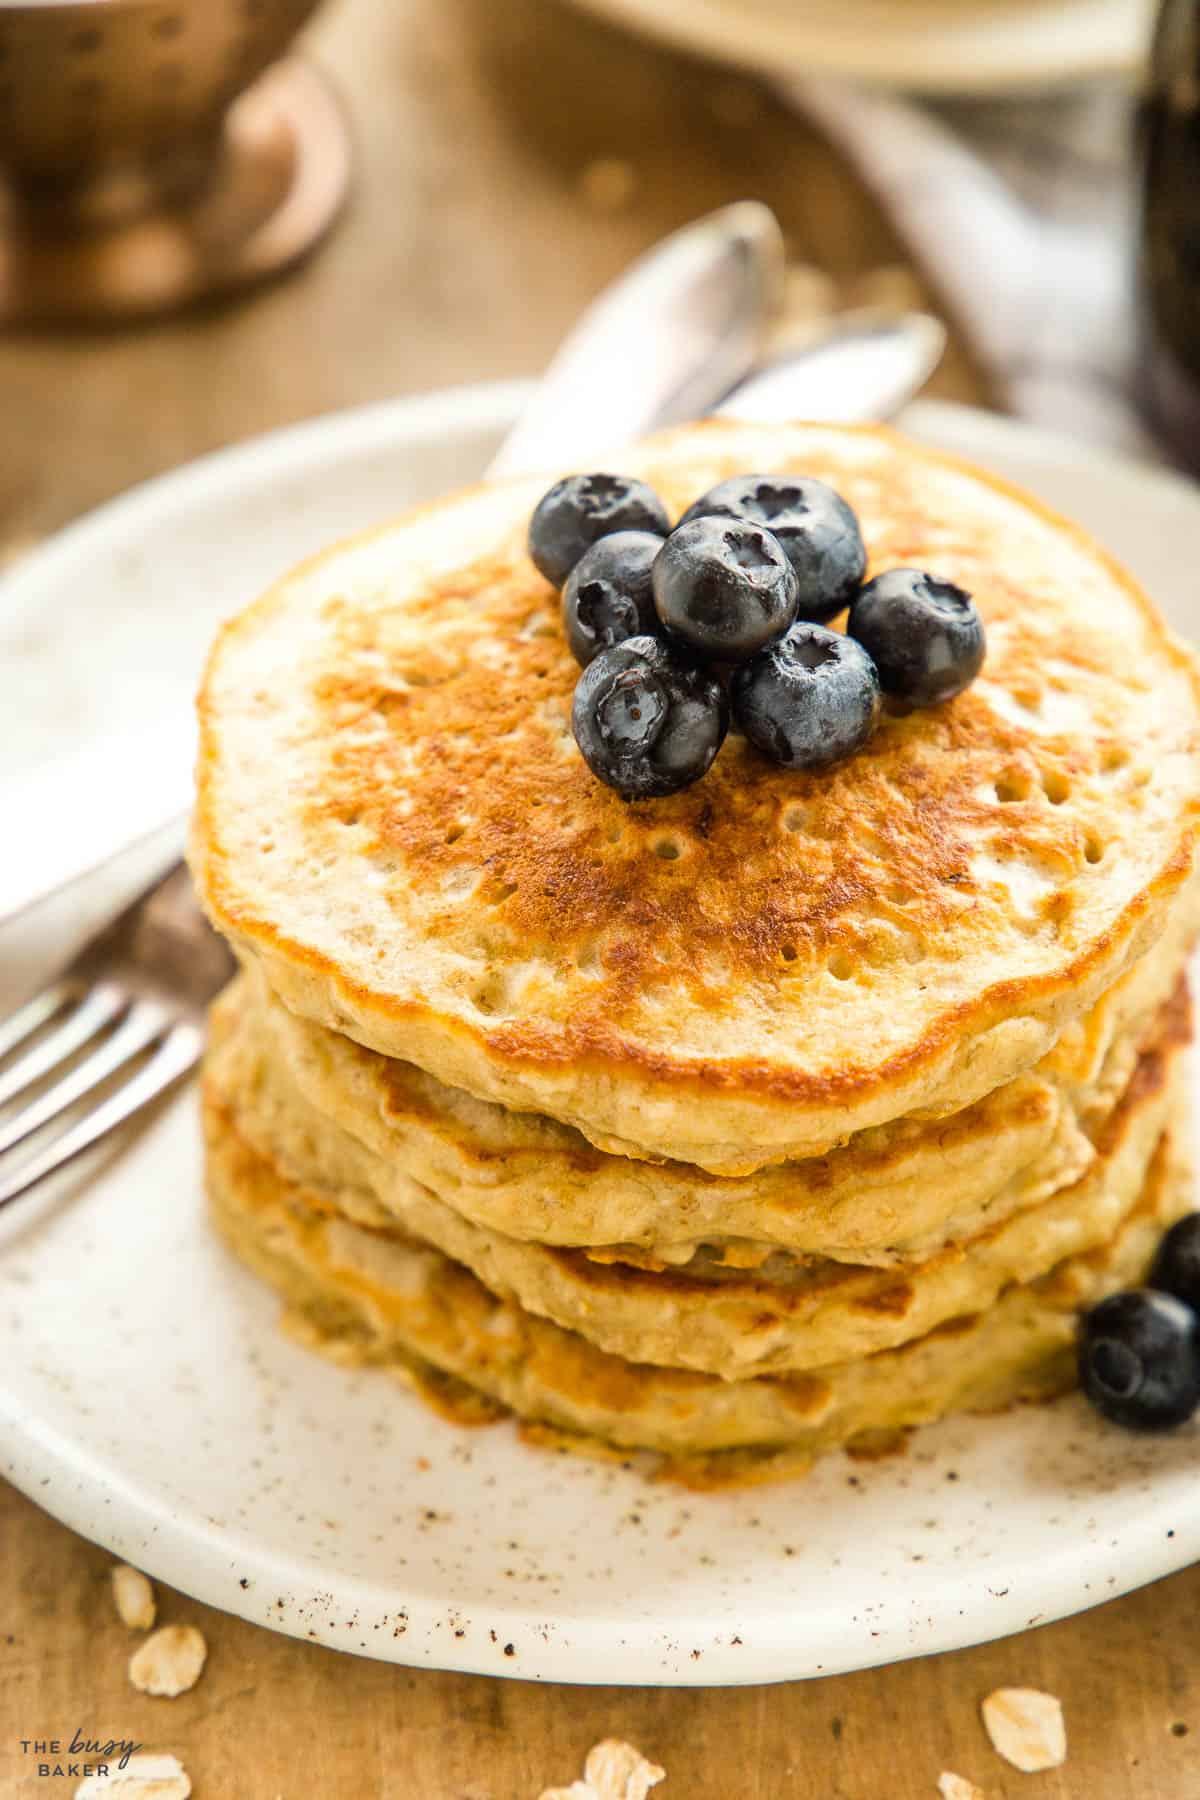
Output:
[
  {"xmin": 1080, "ymin": 1216, "xmax": 1200, "ymax": 1431},
  {"xmin": 527, "ymin": 470, "xmax": 986, "ymax": 800}
]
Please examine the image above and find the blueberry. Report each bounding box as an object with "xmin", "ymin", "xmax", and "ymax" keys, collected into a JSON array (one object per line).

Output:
[
  {"xmin": 1149, "ymin": 1213, "xmax": 1200, "ymax": 1312},
  {"xmin": 571, "ymin": 635, "xmax": 729, "ymax": 800},
  {"xmin": 1079, "ymin": 1288, "xmax": 1200, "ymax": 1431},
  {"xmin": 679, "ymin": 474, "xmax": 866, "ymax": 622},
  {"xmin": 652, "ymin": 516, "xmax": 798, "ymax": 662},
  {"xmin": 731, "ymin": 623, "xmax": 880, "ymax": 769},
  {"xmin": 847, "ymin": 568, "xmax": 985, "ymax": 706},
  {"xmin": 561, "ymin": 530, "xmax": 664, "ymax": 667},
  {"xmin": 528, "ymin": 473, "xmax": 670, "ymax": 587}
]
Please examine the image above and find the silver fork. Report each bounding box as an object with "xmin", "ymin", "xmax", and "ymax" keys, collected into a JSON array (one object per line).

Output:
[{"xmin": 0, "ymin": 860, "xmax": 234, "ymax": 1209}]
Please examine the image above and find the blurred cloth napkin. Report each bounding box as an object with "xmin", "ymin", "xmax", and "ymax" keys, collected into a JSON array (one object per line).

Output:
[{"xmin": 786, "ymin": 76, "xmax": 1158, "ymax": 458}]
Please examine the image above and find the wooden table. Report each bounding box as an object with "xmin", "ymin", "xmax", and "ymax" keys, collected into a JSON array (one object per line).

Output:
[{"xmin": 0, "ymin": 2, "xmax": 1193, "ymax": 1794}]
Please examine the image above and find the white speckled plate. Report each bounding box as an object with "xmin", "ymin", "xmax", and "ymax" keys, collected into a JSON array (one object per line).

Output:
[
  {"xmin": 561, "ymin": 0, "xmax": 1153, "ymax": 95},
  {"xmin": 1, "ymin": 386, "xmax": 1199, "ymax": 1686}
]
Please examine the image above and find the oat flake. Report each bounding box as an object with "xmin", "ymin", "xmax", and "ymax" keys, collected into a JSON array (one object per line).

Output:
[
  {"xmin": 938, "ymin": 1773, "xmax": 985, "ymax": 1800},
  {"xmin": 110, "ymin": 1564, "xmax": 156, "ymax": 1632},
  {"xmin": 538, "ymin": 1738, "xmax": 665, "ymax": 1800},
  {"xmin": 128, "ymin": 1626, "xmax": 207, "ymax": 1698},
  {"xmin": 981, "ymin": 1687, "xmax": 1067, "ymax": 1773},
  {"xmin": 75, "ymin": 1752, "xmax": 191, "ymax": 1798}
]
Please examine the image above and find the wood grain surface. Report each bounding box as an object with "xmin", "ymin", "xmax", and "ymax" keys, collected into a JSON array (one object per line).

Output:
[
  {"xmin": 3, "ymin": 1476, "xmax": 1200, "ymax": 1798},
  {"xmin": 0, "ymin": 0, "xmax": 1192, "ymax": 1794}
]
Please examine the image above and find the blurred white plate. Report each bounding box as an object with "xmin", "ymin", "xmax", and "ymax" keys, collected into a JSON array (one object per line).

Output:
[
  {"xmin": 564, "ymin": 0, "xmax": 1153, "ymax": 94},
  {"xmin": 0, "ymin": 384, "xmax": 1198, "ymax": 1686}
]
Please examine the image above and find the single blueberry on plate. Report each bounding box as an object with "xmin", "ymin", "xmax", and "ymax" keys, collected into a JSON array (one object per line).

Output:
[
  {"xmin": 528, "ymin": 473, "xmax": 670, "ymax": 587},
  {"xmin": 679, "ymin": 474, "xmax": 866, "ymax": 622},
  {"xmin": 652, "ymin": 515, "xmax": 798, "ymax": 661},
  {"xmin": 561, "ymin": 530, "xmax": 664, "ymax": 667},
  {"xmin": 847, "ymin": 568, "xmax": 985, "ymax": 706},
  {"xmin": 1079, "ymin": 1288, "xmax": 1200, "ymax": 1431},
  {"xmin": 1150, "ymin": 1213, "xmax": 1200, "ymax": 1313},
  {"xmin": 571, "ymin": 635, "xmax": 729, "ymax": 799},
  {"xmin": 731, "ymin": 622, "xmax": 880, "ymax": 769}
]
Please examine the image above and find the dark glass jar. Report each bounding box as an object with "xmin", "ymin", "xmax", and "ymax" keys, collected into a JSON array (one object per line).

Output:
[{"xmin": 1140, "ymin": 0, "xmax": 1200, "ymax": 470}]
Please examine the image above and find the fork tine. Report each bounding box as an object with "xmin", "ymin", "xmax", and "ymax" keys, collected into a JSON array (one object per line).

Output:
[
  {"xmin": 0, "ymin": 979, "xmax": 75, "ymax": 1064},
  {"xmin": 0, "ymin": 1001, "xmax": 170, "ymax": 1158},
  {"xmin": 0, "ymin": 982, "xmax": 128, "ymax": 1110},
  {"xmin": 0, "ymin": 1020, "xmax": 201, "ymax": 1210}
]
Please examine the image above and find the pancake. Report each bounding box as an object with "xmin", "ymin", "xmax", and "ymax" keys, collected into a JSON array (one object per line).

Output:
[
  {"xmin": 204, "ymin": 1085, "xmax": 1192, "ymax": 1469},
  {"xmin": 206, "ymin": 976, "xmax": 1189, "ymax": 1378},
  {"xmin": 1038, "ymin": 876, "xmax": 1197, "ymax": 1093},
  {"xmin": 219, "ymin": 925, "xmax": 1188, "ymax": 1271},
  {"xmin": 191, "ymin": 420, "xmax": 1200, "ymax": 1174}
]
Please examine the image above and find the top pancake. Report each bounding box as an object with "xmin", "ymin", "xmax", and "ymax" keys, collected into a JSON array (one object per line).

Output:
[{"xmin": 192, "ymin": 421, "xmax": 1200, "ymax": 1173}]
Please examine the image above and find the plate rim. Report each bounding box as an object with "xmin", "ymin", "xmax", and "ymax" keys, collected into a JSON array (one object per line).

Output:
[
  {"xmin": 0, "ymin": 379, "xmax": 534, "ymax": 636},
  {"xmin": 560, "ymin": 0, "xmax": 1152, "ymax": 96},
  {"xmin": 6, "ymin": 386, "xmax": 1198, "ymax": 632}
]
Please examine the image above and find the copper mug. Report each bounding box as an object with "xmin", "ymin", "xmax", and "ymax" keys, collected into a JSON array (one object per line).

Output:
[{"xmin": 0, "ymin": 0, "xmax": 350, "ymax": 323}]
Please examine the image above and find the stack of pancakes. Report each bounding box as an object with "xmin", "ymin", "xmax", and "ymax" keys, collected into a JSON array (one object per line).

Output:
[{"xmin": 191, "ymin": 421, "xmax": 1200, "ymax": 1482}]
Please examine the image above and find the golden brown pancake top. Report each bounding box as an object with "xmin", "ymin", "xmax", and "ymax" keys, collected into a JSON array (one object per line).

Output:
[{"xmin": 192, "ymin": 422, "xmax": 1200, "ymax": 1170}]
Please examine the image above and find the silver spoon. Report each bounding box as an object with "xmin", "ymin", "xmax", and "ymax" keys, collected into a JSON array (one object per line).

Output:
[
  {"xmin": 716, "ymin": 307, "xmax": 947, "ymax": 425},
  {"xmin": 488, "ymin": 200, "xmax": 786, "ymax": 479}
]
